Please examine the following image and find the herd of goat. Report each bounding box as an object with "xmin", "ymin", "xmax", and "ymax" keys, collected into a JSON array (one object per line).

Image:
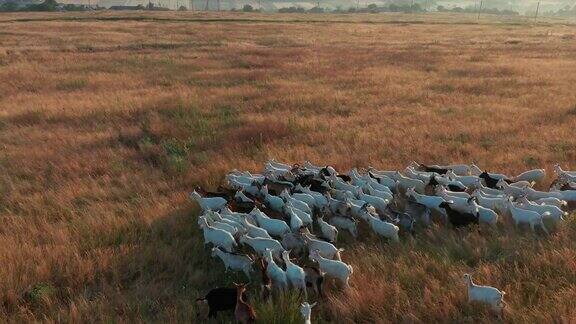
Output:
[{"xmin": 192, "ymin": 160, "xmax": 576, "ymax": 323}]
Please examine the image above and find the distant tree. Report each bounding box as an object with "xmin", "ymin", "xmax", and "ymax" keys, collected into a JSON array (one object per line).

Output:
[
  {"xmin": 278, "ymin": 6, "xmax": 304, "ymax": 13},
  {"xmin": 63, "ymin": 3, "xmax": 86, "ymax": 10},
  {"xmin": 26, "ymin": 0, "xmax": 58, "ymax": 11},
  {"xmin": 411, "ymin": 3, "xmax": 423, "ymax": 12},
  {"xmin": 242, "ymin": 4, "xmax": 253, "ymax": 11},
  {"xmin": 308, "ymin": 6, "xmax": 324, "ymax": 13},
  {"xmin": 0, "ymin": 1, "xmax": 19, "ymax": 11},
  {"xmin": 178, "ymin": 5, "xmax": 187, "ymax": 10},
  {"xmin": 367, "ymin": 3, "xmax": 381, "ymax": 13},
  {"xmin": 437, "ymin": 5, "xmax": 445, "ymax": 12}
]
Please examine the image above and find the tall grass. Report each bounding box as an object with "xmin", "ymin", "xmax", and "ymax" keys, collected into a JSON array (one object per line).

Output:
[{"xmin": 0, "ymin": 11, "xmax": 575, "ymax": 322}]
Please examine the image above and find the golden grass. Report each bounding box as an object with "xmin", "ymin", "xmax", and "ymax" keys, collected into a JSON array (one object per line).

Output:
[{"xmin": 0, "ymin": 11, "xmax": 575, "ymax": 322}]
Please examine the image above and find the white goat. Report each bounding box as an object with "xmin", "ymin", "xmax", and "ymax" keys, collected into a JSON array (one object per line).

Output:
[
  {"xmin": 291, "ymin": 192, "xmax": 317, "ymax": 210},
  {"xmin": 532, "ymin": 197, "xmax": 567, "ymax": 208},
  {"xmin": 365, "ymin": 213, "xmax": 400, "ymax": 242},
  {"xmin": 553, "ymin": 189, "xmax": 576, "ymax": 202},
  {"xmin": 464, "ymin": 273, "xmax": 505, "ymax": 316},
  {"xmin": 329, "ymin": 216, "xmax": 358, "ymax": 239},
  {"xmin": 435, "ymin": 185, "xmax": 470, "ymax": 199},
  {"xmin": 303, "ymin": 161, "xmax": 322, "ymax": 172},
  {"xmin": 434, "ymin": 175, "xmax": 467, "ymax": 191},
  {"xmin": 367, "ymin": 167, "xmax": 397, "ymax": 178},
  {"xmin": 516, "ymin": 197, "xmax": 566, "ymax": 223},
  {"xmin": 190, "ymin": 190, "xmax": 227, "ymax": 211},
  {"xmin": 329, "ymin": 175, "xmax": 358, "ymax": 194},
  {"xmin": 357, "ymin": 190, "xmax": 389, "ymax": 214},
  {"xmin": 261, "ymin": 185, "xmax": 285, "ymax": 212},
  {"xmin": 211, "ymin": 247, "xmax": 253, "ymax": 278},
  {"xmin": 467, "ymin": 199, "xmax": 498, "ymax": 226},
  {"xmin": 263, "ymin": 248, "xmax": 288, "ymax": 290},
  {"xmin": 554, "ymin": 164, "xmax": 576, "ymax": 181},
  {"xmin": 513, "ymin": 169, "xmax": 545, "ymax": 184},
  {"xmin": 365, "ymin": 172, "xmax": 396, "ymax": 190},
  {"xmin": 300, "ymin": 302, "xmax": 317, "ymax": 324},
  {"xmin": 521, "ymin": 186, "xmax": 564, "ymax": 200},
  {"xmin": 507, "ymin": 200, "xmax": 549, "ymax": 234},
  {"xmin": 392, "ymin": 171, "xmax": 426, "ymax": 193},
  {"xmin": 309, "ymin": 249, "xmax": 353, "ymax": 288},
  {"xmin": 302, "ymin": 232, "xmax": 343, "ymax": 261},
  {"xmin": 349, "ymin": 168, "xmax": 368, "ymax": 187},
  {"xmin": 317, "ymin": 216, "xmax": 338, "ymax": 243},
  {"xmin": 475, "ymin": 179, "xmax": 505, "ymax": 196},
  {"xmin": 234, "ymin": 191, "xmax": 254, "ymax": 204},
  {"xmin": 267, "ymin": 159, "xmax": 292, "ymax": 172},
  {"xmin": 216, "ymin": 216, "xmax": 245, "ymax": 233},
  {"xmin": 239, "ymin": 235, "xmax": 285, "ymax": 260},
  {"xmin": 496, "ymin": 180, "xmax": 526, "ymax": 198},
  {"xmin": 281, "ymin": 190, "xmax": 313, "ymax": 215},
  {"xmin": 471, "ymin": 190, "xmax": 507, "ymax": 214},
  {"xmin": 406, "ymin": 187, "xmax": 445, "ymax": 209},
  {"xmin": 295, "ymin": 184, "xmax": 329, "ymax": 208},
  {"xmin": 282, "ymin": 251, "xmax": 307, "ymax": 297},
  {"xmin": 404, "ymin": 166, "xmax": 433, "ymax": 182},
  {"xmin": 343, "ymin": 197, "xmax": 371, "ymax": 219},
  {"xmin": 286, "ymin": 205, "xmax": 304, "ymax": 232},
  {"xmin": 436, "ymin": 190, "xmax": 477, "ymax": 214},
  {"xmin": 438, "ymin": 163, "xmax": 471, "ymax": 175},
  {"xmin": 198, "ymin": 217, "xmax": 237, "ymax": 252},
  {"xmin": 361, "ymin": 174, "xmax": 394, "ymax": 194},
  {"xmin": 288, "ymin": 204, "xmax": 313, "ymax": 227},
  {"xmin": 446, "ymin": 170, "xmax": 479, "ymax": 188},
  {"xmin": 240, "ymin": 217, "xmax": 272, "ymax": 239},
  {"xmin": 221, "ymin": 208, "xmax": 257, "ymax": 226},
  {"xmin": 250, "ymin": 208, "xmax": 290, "ymax": 237},
  {"xmin": 198, "ymin": 215, "xmax": 238, "ymax": 236},
  {"xmin": 363, "ymin": 183, "xmax": 393, "ymax": 201}
]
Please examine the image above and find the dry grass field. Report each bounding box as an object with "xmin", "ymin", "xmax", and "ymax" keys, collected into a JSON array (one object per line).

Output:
[{"xmin": 0, "ymin": 11, "xmax": 575, "ymax": 323}]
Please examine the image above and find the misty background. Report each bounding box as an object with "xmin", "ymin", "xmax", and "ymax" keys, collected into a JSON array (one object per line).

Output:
[
  {"xmin": 2, "ymin": 0, "xmax": 575, "ymax": 14},
  {"xmin": 93, "ymin": 0, "xmax": 573, "ymax": 14}
]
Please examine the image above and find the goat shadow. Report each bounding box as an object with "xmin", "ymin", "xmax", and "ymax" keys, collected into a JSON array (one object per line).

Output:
[{"xmin": 98, "ymin": 202, "xmax": 248, "ymax": 323}]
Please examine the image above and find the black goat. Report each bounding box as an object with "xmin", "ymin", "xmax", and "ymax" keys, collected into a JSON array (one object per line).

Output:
[
  {"xmin": 479, "ymin": 171, "xmax": 511, "ymax": 189},
  {"xmin": 447, "ymin": 183, "xmax": 467, "ymax": 192},
  {"xmin": 196, "ymin": 287, "xmax": 248, "ymax": 319},
  {"xmin": 418, "ymin": 163, "xmax": 449, "ymax": 175},
  {"xmin": 304, "ymin": 265, "xmax": 325, "ymax": 298},
  {"xmin": 439, "ymin": 201, "xmax": 479, "ymax": 228}
]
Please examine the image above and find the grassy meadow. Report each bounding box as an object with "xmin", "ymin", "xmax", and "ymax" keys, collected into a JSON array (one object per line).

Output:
[{"xmin": 0, "ymin": 11, "xmax": 575, "ymax": 322}]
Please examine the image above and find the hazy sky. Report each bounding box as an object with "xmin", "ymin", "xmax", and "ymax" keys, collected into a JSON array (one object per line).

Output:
[{"xmin": 435, "ymin": 0, "xmax": 575, "ymax": 13}]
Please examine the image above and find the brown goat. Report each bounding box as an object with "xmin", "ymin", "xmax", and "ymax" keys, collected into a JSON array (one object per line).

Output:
[
  {"xmin": 257, "ymin": 257, "xmax": 272, "ymax": 301},
  {"xmin": 234, "ymin": 283, "xmax": 256, "ymax": 324}
]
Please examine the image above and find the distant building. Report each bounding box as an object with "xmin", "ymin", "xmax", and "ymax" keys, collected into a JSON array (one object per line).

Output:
[{"xmin": 109, "ymin": 4, "xmax": 143, "ymax": 9}]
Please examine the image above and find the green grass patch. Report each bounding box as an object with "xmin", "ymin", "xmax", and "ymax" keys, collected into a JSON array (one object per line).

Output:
[
  {"xmin": 56, "ymin": 78, "xmax": 88, "ymax": 91},
  {"xmin": 136, "ymin": 99, "xmax": 241, "ymax": 174}
]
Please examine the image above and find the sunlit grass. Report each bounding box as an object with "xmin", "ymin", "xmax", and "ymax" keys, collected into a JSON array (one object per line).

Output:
[{"xmin": 0, "ymin": 11, "xmax": 575, "ymax": 322}]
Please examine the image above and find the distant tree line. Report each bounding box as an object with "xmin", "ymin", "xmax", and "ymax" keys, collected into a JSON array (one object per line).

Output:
[
  {"xmin": 346, "ymin": 3, "xmax": 425, "ymax": 13},
  {"xmin": 0, "ymin": 0, "xmax": 178, "ymax": 12},
  {"xmin": 546, "ymin": 5, "xmax": 576, "ymax": 16},
  {"xmin": 0, "ymin": 0, "xmax": 94, "ymax": 11},
  {"xmin": 436, "ymin": 5, "xmax": 519, "ymax": 15},
  {"xmin": 264, "ymin": 3, "xmax": 521, "ymax": 15}
]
